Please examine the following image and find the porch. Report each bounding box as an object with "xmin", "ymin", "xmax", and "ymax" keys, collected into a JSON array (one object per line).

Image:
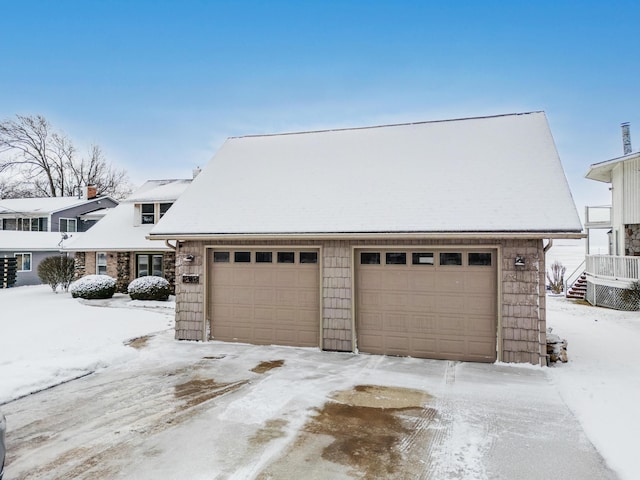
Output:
[{"xmin": 584, "ymin": 254, "xmax": 640, "ymax": 310}]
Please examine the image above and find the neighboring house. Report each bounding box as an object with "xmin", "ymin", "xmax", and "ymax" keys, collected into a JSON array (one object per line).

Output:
[
  {"xmin": 0, "ymin": 186, "xmax": 117, "ymax": 286},
  {"xmin": 65, "ymin": 179, "xmax": 192, "ymax": 293},
  {"xmin": 149, "ymin": 112, "xmax": 582, "ymax": 365},
  {"xmin": 583, "ymin": 123, "xmax": 640, "ymax": 309},
  {"xmin": 0, "ymin": 186, "xmax": 118, "ymax": 233},
  {"xmin": 0, "ymin": 231, "xmax": 80, "ymax": 286}
]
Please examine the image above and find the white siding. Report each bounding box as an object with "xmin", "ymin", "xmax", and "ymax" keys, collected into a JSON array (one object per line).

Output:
[{"xmin": 623, "ymin": 157, "xmax": 640, "ymax": 224}]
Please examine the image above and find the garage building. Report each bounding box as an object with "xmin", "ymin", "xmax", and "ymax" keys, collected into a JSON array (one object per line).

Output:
[{"xmin": 150, "ymin": 112, "xmax": 583, "ymax": 364}]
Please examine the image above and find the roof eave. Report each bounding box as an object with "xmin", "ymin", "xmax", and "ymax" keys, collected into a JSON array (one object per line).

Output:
[{"xmin": 148, "ymin": 231, "xmax": 585, "ymax": 242}]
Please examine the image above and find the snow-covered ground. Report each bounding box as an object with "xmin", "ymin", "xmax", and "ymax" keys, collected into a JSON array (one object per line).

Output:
[
  {"xmin": 1, "ymin": 276, "xmax": 638, "ymax": 479},
  {"xmin": 0, "ymin": 285, "xmax": 174, "ymax": 403}
]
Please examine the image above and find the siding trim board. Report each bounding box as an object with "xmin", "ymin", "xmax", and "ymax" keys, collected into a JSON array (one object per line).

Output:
[{"xmin": 176, "ymin": 238, "xmax": 545, "ymax": 365}]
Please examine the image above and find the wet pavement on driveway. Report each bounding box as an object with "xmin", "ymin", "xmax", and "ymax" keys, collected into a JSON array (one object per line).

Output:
[{"xmin": 2, "ymin": 337, "xmax": 618, "ymax": 479}]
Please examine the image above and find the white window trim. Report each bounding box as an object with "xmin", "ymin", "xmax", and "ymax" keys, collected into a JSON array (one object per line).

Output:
[
  {"xmin": 15, "ymin": 252, "xmax": 32, "ymax": 272},
  {"xmin": 96, "ymin": 252, "xmax": 107, "ymax": 275},
  {"xmin": 59, "ymin": 218, "xmax": 77, "ymax": 233}
]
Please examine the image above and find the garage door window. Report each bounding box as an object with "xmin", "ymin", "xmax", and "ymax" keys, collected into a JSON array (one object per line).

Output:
[
  {"xmin": 412, "ymin": 252, "xmax": 434, "ymax": 265},
  {"xmin": 234, "ymin": 251, "xmax": 251, "ymax": 263},
  {"xmin": 440, "ymin": 252, "xmax": 462, "ymax": 266},
  {"xmin": 386, "ymin": 252, "xmax": 406, "ymax": 264},
  {"xmin": 277, "ymin": 252, "xmax": 295, "ymax": 263},
  {"xmin": 361, "ymin": 252, "xmax": 381, "ymax": 264},
  {"xmin": 214, "ymin": 251, "xmax": 230, "ymax": 263},
  {"xmin": 469, "ymin": 252, "xmax": 492, "ymax": 266},
  {"xmin": 256, "ymin": 252, "xmax": 273, "ymax": 263},
  {"xmin": 299, "ymin": 252, "xmax": 318, "ymax": 264}
]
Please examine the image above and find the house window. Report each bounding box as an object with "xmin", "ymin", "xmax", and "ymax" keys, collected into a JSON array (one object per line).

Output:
[
  {"xmin": 277, "ymin": 252, "xmax": 295, "ymax": 264},
  {"xmin": 234, "ymin": 251, "xmax": 251, "ymax": 263},
  {"xmin": 299, "ymin": 252, "xmax": 318, "ymax": 264},
  {"xmin": 60, "ymin": 218, "xmax": 77, "ymax": 233},
  {"xmin": 440, "ymin": 252, "xmax": 462, "ymax": 266},
  {"xmin": 256, "ymin": 252, "xmax": 273, "ymax": 263},
  {"xmin": 137, "ymin": 254, "xmax": 164, "ymax": 277},
  {"xmin": 1, "ymin": 218, "xmax": 17, "ymax": 230},
  {"xmin": 469, "ymin": 253, "xmax": 492, "ymax": 266},
  {"xmin": 360, "ymin": 252, "xmax": 381, "ymax": 264},
  {"xmin": 159, "ymin": 203, "xmax": 172, "ymax": 219},
  {"xmin": 96, "ymin": 252, "xmax": 107, "ymax": 275},
  {"xmin": 15, "ymin": 253, "xmax": 32, "ymax": 272},
  {"xmin": 386, "ymin": 252, "xmax": 406, "ymax": 265},
  {"xmin": 141, "ymin": 204, "xmax": 155, "ymax": 224},
  {"xmin": 213, "ymin": 251, "xmax": 230, "ymax": 263},
  {"xmin": 412, "ymin": 252, "xmax": 434, "ymax": 265}
]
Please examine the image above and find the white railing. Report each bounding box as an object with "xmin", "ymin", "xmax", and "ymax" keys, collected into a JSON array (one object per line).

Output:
[
  {"xmin": 586, "ymin": 255, "xmax": 640, "ymax": 280},
  {"xmin": 584, "ymin": 205, "xmax": 612, "ymax": 229}
]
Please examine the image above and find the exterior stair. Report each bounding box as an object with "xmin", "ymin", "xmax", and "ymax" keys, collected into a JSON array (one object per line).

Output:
[{"xmin": 566, "ymin": 272, "xmax": 587, "ymax": 300}]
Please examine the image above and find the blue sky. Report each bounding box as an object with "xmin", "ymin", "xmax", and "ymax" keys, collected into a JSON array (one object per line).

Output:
[{"xmin": 1, "ymin": 0, "xmax": 639, "ymax": 216}]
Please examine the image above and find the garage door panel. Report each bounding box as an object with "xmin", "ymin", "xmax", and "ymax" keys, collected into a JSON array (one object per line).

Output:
[
  {"xmin": 359, "ymin": 335, "xmax": 383, "ymax": 353},
  {"xmin": 254, "ymin": 307, "xmax": 275, "ymax": 322},
  {"xmin": 213, "ymin": 286, "xmax": 234, "ymax": 303},
  {"xmin": 232, "ymin": 288, "xmax": 254, "ymax": 304},
  {"xmin": 210, "ymin": 249, "xmax": 320, "ymax": 348},
  {"xmin": 298, "ymin": 269, "xmax": 319, "ymax": 284},
  {"xmin": 384, "ymin": 271, "xmax": 410, "ymax": 289},
  {"xmin": 254, "ymin": 270, "xmax": 275, "ymax": 285},
  {"xmin": 380, "ymin": 292, "xmax": 408, "ymax": 307},
  {"xmin": 434, "ymin": 272, "xmax": 465, "ymax": 291},
  {"xmin": 359, "ymin": 270, "xmax": 382, "ymax": 289},
  {"xmin": 408, "ymin": 293, "xmax": 435, "ymax": 308},
  {"xmin": 464, "ymin": 295, "xmax": 495, "ymax": 312},
  {"xmin": 409, "ymin": 315, "xmax": 436, "ymax": 333},
  {"xmin": 408, "ymin": 271, "xmax": 436, "ymax": 289},
  {"xmin": 233, "ymin": 269, "xmax": 254, "ymax": 285},
  {"xmin": 360, "ymin": 292, "xmax": 380, "ymax": 307},
  {"xmin": 435, "ymin": 295, "xmax": 465, "ymax": 313},
  {"xmin": 357, "ymin": 249, "xmax": 497, "ymax": 362},
  {"xmin": 298, "ymin": 289, "xmax": 319, "ymax": 307},
  {"xmin": 360, "ymin": 312, "xmax": 382, "ymax": 329},
  {"xmin": 254, "ymin": 288, "xmax": 276, "ymax": 305},
  {"xmin": 384, "ymin": 313, "xmax": 409, "ymax": 331}
]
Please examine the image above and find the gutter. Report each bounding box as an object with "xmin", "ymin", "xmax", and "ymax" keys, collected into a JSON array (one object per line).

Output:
[{"xmin": 147, "ymin": 231, "xmax": 586, "ymax": 242}]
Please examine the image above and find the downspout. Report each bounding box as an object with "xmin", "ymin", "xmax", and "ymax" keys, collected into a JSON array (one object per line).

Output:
[
  {"xmin": 165, "ymin": 239, "xmax": 177, "ymax": 250},
  {"xmin": 542, "ymin": 238, "xmax": 553, "ymax": 366}
]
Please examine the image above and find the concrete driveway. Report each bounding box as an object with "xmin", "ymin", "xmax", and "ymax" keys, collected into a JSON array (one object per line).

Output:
[{"xmin": 2, "ymin": 337, "xmax": 616, "ymax": 480}]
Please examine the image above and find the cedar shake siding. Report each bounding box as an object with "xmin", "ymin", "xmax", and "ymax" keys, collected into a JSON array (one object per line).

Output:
[{"xmin": 174, "ymin": 238, "xmax": 548, "ymax": 365}]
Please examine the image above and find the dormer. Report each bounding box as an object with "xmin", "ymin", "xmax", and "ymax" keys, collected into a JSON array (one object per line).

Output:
[{"xmin": 133, "ymin": 202, "xmax": 174, "ymax": 226}]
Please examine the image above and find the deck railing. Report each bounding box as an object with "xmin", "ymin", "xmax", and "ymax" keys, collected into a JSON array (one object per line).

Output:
[
  {"xmin": 584, "ymin": 205, "xmax": 612, "ymax": 229},
  {"xmin": 586, "ymin": 255, "xmax": 640, "ymax": 280}
]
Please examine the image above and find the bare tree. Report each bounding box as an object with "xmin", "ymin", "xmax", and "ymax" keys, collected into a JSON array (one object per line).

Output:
[{"xmin": 0, "ymin": 114, "xmax": 132, "ymax": 199}]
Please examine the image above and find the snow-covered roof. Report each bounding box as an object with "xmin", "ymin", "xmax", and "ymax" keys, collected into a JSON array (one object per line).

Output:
[
  {"xmin": 126, "ymin": 179, "xmax": 192, "ymax": 203},
  {"xmin": 64, "ymin": 179, "xmax": 192, "ymax": 252},
  {"xmin": 151, "ymin": 112, "xmax": 582, "ymax": 237},
  {"xmin": 585, "ymin": 151, "xmax": 640, "ymax": 183},
  {"xmin": 63, "ymin": 203, "xmax": 170, "ymax": 252},
  {"xmin": 0, "ymin": 231, "xmax": 82, "ymax": 251},
  {"xmin": 0, "ymin": 197, "xmax": 92, "ymax": 215}
]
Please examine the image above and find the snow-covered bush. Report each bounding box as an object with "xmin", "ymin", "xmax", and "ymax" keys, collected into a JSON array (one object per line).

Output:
[
  {"xmin": 128, "ymin": 276, "xmax": 170, "ymax": 301},
  {"xmin": 70, "ymin": 275, "xmax": 117, "ymax": 299},
  {"xmin": 37, "ymin": 255, "xmax": 75, "ymax": 292}
]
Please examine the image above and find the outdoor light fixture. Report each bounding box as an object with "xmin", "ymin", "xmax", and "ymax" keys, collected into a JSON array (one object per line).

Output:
[
  {"xmin": 184, "ymin": 254, "xmax": 194, "ymax": 262},
  {"xmin": 515, "ymin": 256, "xmax": 526, "ymax": 267}
]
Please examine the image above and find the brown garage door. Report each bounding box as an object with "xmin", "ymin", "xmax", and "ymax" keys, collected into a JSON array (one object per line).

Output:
[
  {"xmin": 209, "ymin": 249, "xmax": 320, "ymax": 347},
  {"xmin": 356, "ymin": 249, "xmax": 497, "ymax": 362}
]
